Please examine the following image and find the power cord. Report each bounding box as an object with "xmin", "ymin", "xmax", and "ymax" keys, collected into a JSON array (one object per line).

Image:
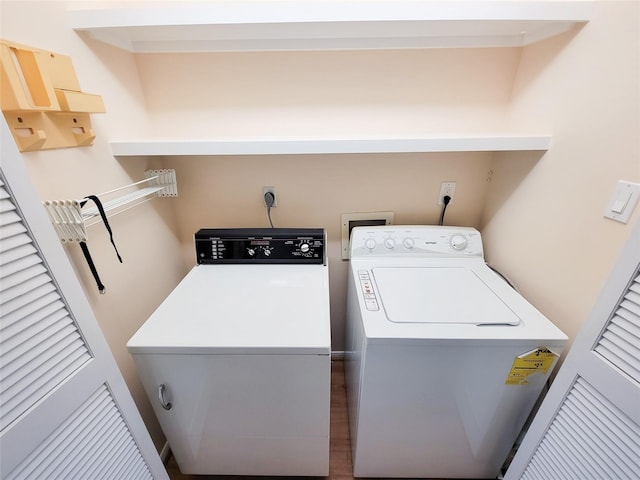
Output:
[
  {"xmin": 438, "ymin": 195, "xmax": 451, "ymax": 226},
  {"xmin": 264, "ymin": 191, "xmax": 276, "ymax": 228},
  {"xmin": 487, "ymin": 264, "xmax": 520, "ymax": 293}
]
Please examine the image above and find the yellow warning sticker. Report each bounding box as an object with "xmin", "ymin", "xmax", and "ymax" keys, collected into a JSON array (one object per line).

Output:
[{"xmin": 505, "ymin": 348, "xmax": 558, "ymax": 385}]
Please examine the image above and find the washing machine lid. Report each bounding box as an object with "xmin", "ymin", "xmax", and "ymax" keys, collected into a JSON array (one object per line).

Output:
[
  {"xmin": 372, "ymin": 267, "xmax": 520, "ymax": 326},
  {"xmin": 127, "ymin": 264, "xmax": 331, "ymax": 355}
]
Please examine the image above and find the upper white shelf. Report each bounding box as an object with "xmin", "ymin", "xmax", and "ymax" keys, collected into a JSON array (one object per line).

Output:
[
  {"xmin": 68, "ymin": 1, "xmax": 593, "ymax": 52},
  {"xmin": 109, "ymin": 135, "xmax": 551, "ymax": 157}
]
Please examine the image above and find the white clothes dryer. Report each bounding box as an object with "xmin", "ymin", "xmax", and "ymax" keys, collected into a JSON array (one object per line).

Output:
[
  {"xmin": 128, "ymin": 228, "xmax": 331, "ymax": 476},
  {"xmin": 345, "ymin": 226, "xmax": 567, "ymax": 479}
]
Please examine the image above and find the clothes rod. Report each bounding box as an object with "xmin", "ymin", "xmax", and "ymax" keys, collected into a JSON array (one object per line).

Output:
[{"xmin": 43, "ymin": 169, "xmax": 177, "ymax": 242}]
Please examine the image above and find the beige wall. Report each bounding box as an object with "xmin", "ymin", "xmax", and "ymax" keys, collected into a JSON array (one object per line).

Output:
[
  {"xmin": 481, "ymin": 1, "xmax": 640, "ymax": 348},
  {"xmin": 3, "ymin": 0, "xmax": 638, "ymax": 452},
  {"xmin": 135, "ymin": 48, "xmax": 520, "ymax": 136},
  {"xmin": 136, "ymin": 45, "xmax": 526, "ymax": 350},
  {"xmin": 159, "ymin": 152, "xmax": 497, "ymax": 345}
]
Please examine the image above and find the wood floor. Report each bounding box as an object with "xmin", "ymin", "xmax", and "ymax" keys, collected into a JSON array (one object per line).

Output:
[{"xmin": 166, "ymin": 359, "xmax": 354, "ymax": 480}]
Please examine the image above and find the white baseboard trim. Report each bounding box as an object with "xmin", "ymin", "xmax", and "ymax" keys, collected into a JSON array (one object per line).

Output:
[
  {"xmin": 160, "ymin": 441, "xmax": 171, "ymax": 464},
  {"xmin": 331, "ymin": 350, "xmax": 345, "ymax": 360}
]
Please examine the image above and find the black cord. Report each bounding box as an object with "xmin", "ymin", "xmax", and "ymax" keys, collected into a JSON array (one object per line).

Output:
[
  {"xmin": 266, "ymin": 206, "xmax": 274, "ymax": 228},
  {"xmin": 438, "ymin": 195, "xmax": 451, "ymax": 226},
  {"xmin": 487, "ymin": 264, "xmax": 520, "ymax": 292},
  {"xmin": 264, "ymin": 191, "xmax": 275, "ymax": 228}
]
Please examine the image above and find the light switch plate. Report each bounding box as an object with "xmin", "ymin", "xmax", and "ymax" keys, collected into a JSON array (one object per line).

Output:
[{"xmin": 604, "ymin": 181, "xmax": 640, "ymax": 224}]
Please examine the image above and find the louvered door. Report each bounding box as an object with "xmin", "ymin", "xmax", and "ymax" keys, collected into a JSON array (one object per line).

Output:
[
  {"xmin": 594, "ymin": 271, "xmax": 640, "ymax": 383},
  {"xmin": 0, "ymin": 188, "xmax": 92, "ymax": 429},
  {"xmin": 505, "ymin": 222, "xmax": 640, "ymax": 479},
  {"xmin": 0, "ymin": 118, "xmax": 168, "ymax": 479}
]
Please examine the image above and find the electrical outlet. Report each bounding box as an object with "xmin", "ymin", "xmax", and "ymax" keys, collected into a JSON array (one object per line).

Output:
[
  {"xmin": 263, "ymin": 186, "xmax": 277, "ymax": 207},
  {"xmin": 438, "ymin": 182, "xmax": 456, "ymax": 205}
]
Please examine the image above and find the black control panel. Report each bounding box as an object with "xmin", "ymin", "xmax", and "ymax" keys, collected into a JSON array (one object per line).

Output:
[{"xmin": 195, "ymin": 228, "xmax": 326, "ymax": 265}]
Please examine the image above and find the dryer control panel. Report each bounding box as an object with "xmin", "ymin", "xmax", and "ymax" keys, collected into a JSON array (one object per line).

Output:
[
  {"xmin": 350, "ymin": 226, "xmax": 483, "ymax": 258},
  {"xmin": 196, "ymin": 228, "xmax": 326, "ymax": 264}
]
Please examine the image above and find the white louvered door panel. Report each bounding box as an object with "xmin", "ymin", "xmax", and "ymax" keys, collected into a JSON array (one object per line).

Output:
[
  {"xmin": 5, "ymin": 385, "xmax": 152, "ymax": 480},
  {"xmin": 0, "ymin": 185, "xmax": 92, "ymax": 428},
  {"xmin": 594, "ymin": 271, "xmax": 640, "ymax": 383},
  {"xmin": 0, "ymin": 118, "xmax": 168, "ymax": 479},
  {"xmin": 505, "ymin": 222, "xmax": 640, "ymax": 480},
  {"xmin": 521, "ymin": 376, "xmax": 640, "ymax": 480}
]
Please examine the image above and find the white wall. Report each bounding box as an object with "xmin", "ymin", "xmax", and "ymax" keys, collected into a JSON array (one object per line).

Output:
[{"xmin": 481, "ymin": 0, "xmax": 640, "ymax": 348}]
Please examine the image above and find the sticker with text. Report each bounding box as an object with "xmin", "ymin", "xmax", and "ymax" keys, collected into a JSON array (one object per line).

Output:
[{"xmin": 505, "ymin": 347, "xmax": 559, "ymax": 385}]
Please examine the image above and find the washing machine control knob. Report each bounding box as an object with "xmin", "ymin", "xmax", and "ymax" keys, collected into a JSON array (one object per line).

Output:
[
  {"xmin": 450, "ymin": 234, "xmax": 468, "ymax": 251},
  {"xmin": 247, "ymin": 248, "xmax": 256, "ymax": 257},
  {"xmin": 299, "ymin": 242, "xmax": 310, "ymax": 253},
  {"xmin": 263, "ymin": 247, "xmax": 272, "ymax": 256},
  {"xmin": 365, "ymin": 238, "xmax": 377, "ymax": 250},
  {"xmin": 384, "ymin": 238, "xmax": 396, "ymax": 249},
  {"xmin": 402, "ymin": 238, "xmax": 415, "ymax": 249}
]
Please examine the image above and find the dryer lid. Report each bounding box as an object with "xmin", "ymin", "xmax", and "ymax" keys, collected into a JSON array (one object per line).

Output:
[{"xmin": 372, "ymin": 267, "xmax": 520, "ymax": 325}]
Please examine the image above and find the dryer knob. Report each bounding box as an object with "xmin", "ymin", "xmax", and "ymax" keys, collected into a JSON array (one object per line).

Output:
[
  {"xmin": 300, "ymin": 242, "xmax": 310, "ymax": 253},
  {"xmin": 450, "ymin": 234, "xmax": 468, "ymax": 251},
  {"xmin": 365, "ymin": 238, "xmax": 377, "ymax": 250},
  {"xmin": 384, "ymin": 238, "xmax": 396, "ymax": 249}
]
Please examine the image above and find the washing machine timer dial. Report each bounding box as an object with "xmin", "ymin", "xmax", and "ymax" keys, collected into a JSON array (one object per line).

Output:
[
  {"xmin": 402, "ymin": 238, "xmax": 415, "ymax": 249},
  {"xmin": 449, "ymin": 234, "xmax": 468, "ymax": 251}
]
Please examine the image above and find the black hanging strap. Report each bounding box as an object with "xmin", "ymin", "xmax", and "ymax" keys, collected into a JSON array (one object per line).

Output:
[
  {"xmin": 79, "ymin": 195, "xmax": 123, "ymax": 294},
  {"xmin": 81, "ymin": 195, "xmax": 122, "ymax": 262},
  {"xmin": 79, "ymin": 241, "xmax": 106, "ymax": 293}
]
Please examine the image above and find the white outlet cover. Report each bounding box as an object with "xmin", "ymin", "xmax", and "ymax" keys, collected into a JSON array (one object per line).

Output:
[
  {"xmin": 438, "ymin": 182, "xmax": 456, "ymax": 205},
  {"xmin": 604, "ymin": 180, "xmax": 640, "ymax": 224}
]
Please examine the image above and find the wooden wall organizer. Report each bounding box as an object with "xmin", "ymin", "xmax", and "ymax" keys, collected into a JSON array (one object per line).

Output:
[{"xmin": 0, "ymin": 39, "xmax": 105, "ymax": 152}]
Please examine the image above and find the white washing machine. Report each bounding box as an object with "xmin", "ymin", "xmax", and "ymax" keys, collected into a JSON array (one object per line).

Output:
[
  {"xmin": 345, "ymin": 226, "xmax": 567, "ymax": 479},
  {"xmin": 128, "ymin": 228, "xmax": 331, "ymax": 476}
]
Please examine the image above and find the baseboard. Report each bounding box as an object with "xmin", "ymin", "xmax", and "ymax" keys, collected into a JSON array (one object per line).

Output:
[
  {"xmin": 160, "ymin": 441, "xmax": 171, "ymax": 464},
  {"xmin": 331, "ymin": 350, "xmax": 345, "ymax": 360}
]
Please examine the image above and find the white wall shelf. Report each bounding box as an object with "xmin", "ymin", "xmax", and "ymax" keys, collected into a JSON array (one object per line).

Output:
[
  {"xmin": 68, "ymin": 1, "xmax": 592, "ymax": 52},
  {"xmin": 109, "ymin": 135, "xmax": 551, "ymax": 157}
]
